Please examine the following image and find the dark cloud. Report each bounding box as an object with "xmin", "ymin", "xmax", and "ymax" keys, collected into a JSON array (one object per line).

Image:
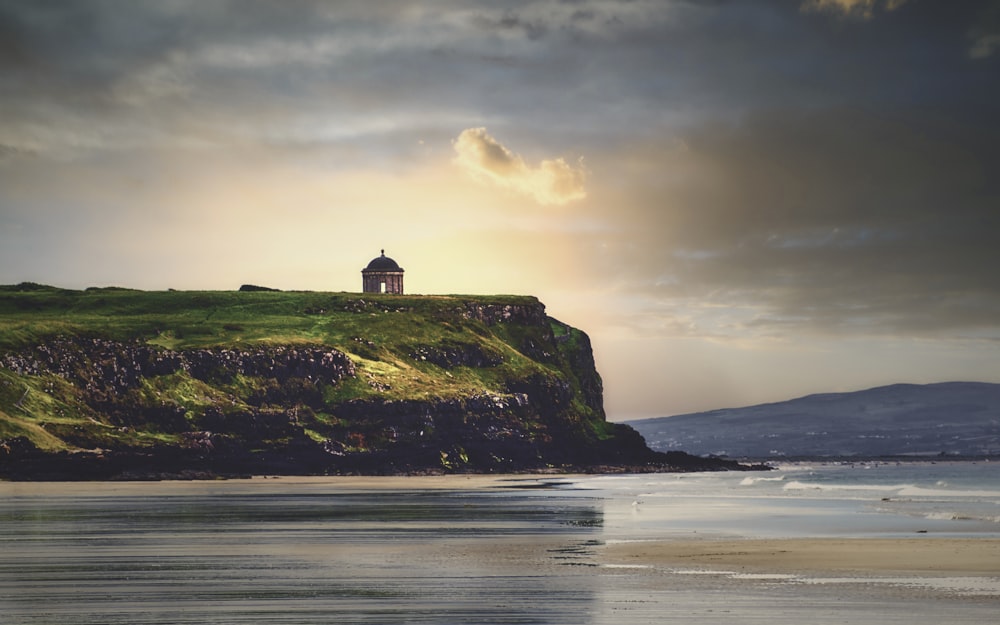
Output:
[
  {"xmin": 967, "ymin": 1, "xmax": 1000, "ymax": 59},
  {"xmin": 1, "ymin": 0, "xmax": 991, "ymax": 159},
  {"xmin": 1, "ymin": 0, "xmax": 998, "ymax": 339},
  {"xmin": 591, "ymin": 105, "xmax": 1000, "ymax": 338},
  {"xmin": 472, "ymin": 9, "xmax": 549, "ymax": 40}
]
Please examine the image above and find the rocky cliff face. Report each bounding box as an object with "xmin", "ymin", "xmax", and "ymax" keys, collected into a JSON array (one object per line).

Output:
[{"xmin": 0, "ymin": 287, "xmax": 759, "ymax": 479}]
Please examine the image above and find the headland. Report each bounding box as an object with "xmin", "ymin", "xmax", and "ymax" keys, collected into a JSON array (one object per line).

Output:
[{"xmin": 0, "ymin": 284, "xmax": 763, "ymax": 479}]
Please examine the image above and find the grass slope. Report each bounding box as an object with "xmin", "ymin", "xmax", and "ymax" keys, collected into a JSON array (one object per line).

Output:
[{"xmin": 0, "ymin": 283, "xmax": 608, "ymax": 455}]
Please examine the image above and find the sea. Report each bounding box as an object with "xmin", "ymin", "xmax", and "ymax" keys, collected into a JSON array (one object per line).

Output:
[{"xmin": 1, "ymin": 461, "xmax": 997, "ymax": 625}]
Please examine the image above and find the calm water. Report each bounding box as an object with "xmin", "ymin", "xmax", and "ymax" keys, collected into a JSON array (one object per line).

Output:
[{"xmin": 1, "ymin": 463, "xmax": 997, "ymax": 625}]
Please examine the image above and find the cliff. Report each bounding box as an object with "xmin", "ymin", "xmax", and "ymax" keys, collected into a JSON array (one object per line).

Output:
[{"xmin": 0, "ymin": 284, "xmax": 756, "ymax": 479}]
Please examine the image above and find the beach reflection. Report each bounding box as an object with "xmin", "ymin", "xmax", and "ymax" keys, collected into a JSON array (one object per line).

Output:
[
  {"xmin": 0, "ymin": 478, "xmax": 605, "ymax": 625},
  {"xmin": 4, "ymin": 472, "xmax": 997, "ymax": 625}
]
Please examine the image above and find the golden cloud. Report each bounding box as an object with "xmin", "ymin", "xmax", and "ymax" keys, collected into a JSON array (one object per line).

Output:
[
  {"xmin": 800, "ymin": 0, "xmax": 908, "ymax": 19},
  {"xmin": 452, "ymin": 127, "xmax": 586, "ymax": 206}
]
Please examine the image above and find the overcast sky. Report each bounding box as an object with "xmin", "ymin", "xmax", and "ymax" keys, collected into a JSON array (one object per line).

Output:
[{"xmin": 2, "ymin": 0, "xmax": 999, "ymax": 419}]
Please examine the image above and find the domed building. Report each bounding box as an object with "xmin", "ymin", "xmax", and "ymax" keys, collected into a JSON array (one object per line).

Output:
[{"xmin": 361, "ymin": 250, "xmax": 404, "ymax": 294}]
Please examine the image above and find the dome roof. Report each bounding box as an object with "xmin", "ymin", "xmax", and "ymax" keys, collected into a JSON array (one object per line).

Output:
[{"xmin": 364, "ymin": 250, "xmax": 403, "ymax": 272}]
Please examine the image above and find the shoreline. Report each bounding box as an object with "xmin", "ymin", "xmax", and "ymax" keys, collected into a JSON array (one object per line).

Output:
[
  {"xmin": 602, "ymin": 537, "xmax": 1000, "ymax": 576},
  {"xmin": 0, "ymin": 473, "xmax": 543, "ymax": 495}
]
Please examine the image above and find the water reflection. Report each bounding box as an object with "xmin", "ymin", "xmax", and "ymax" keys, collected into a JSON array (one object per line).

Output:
[{"xmin": 0, "ymin": 480, "xmax": 604, "ymax": 625}]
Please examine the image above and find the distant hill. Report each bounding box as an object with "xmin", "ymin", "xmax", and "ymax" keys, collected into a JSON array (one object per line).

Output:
[{"xmin": 626, "ymin": 382, "xmax": 1000, "ymax": 459}]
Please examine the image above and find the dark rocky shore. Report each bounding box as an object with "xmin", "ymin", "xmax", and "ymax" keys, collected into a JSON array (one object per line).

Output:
[{"xmin": 0, "ymin": 430, "xmax": 764, "ymax": 481}]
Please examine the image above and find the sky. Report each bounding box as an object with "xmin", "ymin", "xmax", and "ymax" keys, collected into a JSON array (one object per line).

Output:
[{"xmin": 1, "ymin": 0, "xmax": 999, "ymax": 420}]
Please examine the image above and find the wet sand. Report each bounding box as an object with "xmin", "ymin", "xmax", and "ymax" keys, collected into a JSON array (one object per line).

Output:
[
  {"xmin": 603, "ymin": 537, "xmax": 1000, "ymax": 575},
  {"xmin": 3, "ymin": 474, "xmax": 998, "ymax": 623}
]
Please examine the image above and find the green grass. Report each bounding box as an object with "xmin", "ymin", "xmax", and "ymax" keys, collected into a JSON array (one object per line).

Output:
[
  {"xmin": 0, "ymin": 285, "xmax": 603, "ymax": 453},
  {"xmin": 0, "ymin": 285, "xmax": 539, "ymax": 351}
]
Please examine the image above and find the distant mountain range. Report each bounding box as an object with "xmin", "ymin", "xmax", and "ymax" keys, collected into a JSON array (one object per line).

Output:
[{"xmin": 625, "ymin": 382, "xmax": 1000, "ymax": 459}]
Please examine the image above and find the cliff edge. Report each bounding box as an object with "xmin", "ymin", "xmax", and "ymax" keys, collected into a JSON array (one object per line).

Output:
[{"xmin": 0, "ymin": 284, "xmax": 758, "ymax": 479}]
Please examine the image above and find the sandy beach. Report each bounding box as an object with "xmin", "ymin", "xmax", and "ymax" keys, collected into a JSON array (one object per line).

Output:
[
  {"xmin": 3, "ymin": 470, "xmax": 999, "ymax": 624},
  {"xmin": 603, "ymin": 537, "xmax": 1000, "ymax": 576}
]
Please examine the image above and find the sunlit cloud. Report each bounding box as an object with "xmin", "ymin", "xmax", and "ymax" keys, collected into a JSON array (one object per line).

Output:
[
  {"xmin": 969, "ymin": 32, "xmax": 1000, "ymax": 59},
  {"xmin": 800, "ymin": 0, "xmax": 908, "ymax": 19},
  {"xmin": 452, "ymin": 127, "xmax": 587, "ymax": 206}
]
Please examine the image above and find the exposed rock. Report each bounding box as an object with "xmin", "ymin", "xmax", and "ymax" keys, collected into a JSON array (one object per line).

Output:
[
  {"xmin": 0, "ymin": 290, "xmax": 766, "ymax": 479},
  {"xmin": 410, "ymin": 341, "xmax": 504, "ymax": 368},
  {"xmin": 2, "ymin": 338, "xmax": 354, "ymax": 393},
  {"xmin": 462, "ymin": 302, "xmax": 549, "ymax": 326},
  {"xmin": 239, "ymin": 284, "xmax": 281, "ymax": 292}
]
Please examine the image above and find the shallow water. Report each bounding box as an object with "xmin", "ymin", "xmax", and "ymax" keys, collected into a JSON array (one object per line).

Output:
[
  {"xmin": 0, "ymin": 481, "xmax": 604, "ymax": 624},
  {"xmin": 574, "ymin": 460, "xmax": 1000, "ymax": 540},
  {"xmin": 1, "ymin": 465, "xmax": 997, "ymax": 625}
]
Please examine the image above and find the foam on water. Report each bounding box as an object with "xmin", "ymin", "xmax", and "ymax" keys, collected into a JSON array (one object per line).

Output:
[
  {"xmin": 570, "ymin": 461, "xmax": 1000, "ymax": 538},
  {"xmin": 921, "ymin": 511, "xmax": 1000, "ymax": 523},
  {"xmin": 666, "ymin": 569, "xmax": 1000, "ymax": 597},
  {"xmin": 782, "ymin": 480, "xmax": 1000, "ymax": 499},
  {"xmin": 739, "ymin": 475, "xmax": 786, "ymax": 486}
]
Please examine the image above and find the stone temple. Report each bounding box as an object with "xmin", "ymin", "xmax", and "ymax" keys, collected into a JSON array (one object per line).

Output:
[{"xmin": 362, "ymin": 250, "xmax": 404, "ymax": 294}]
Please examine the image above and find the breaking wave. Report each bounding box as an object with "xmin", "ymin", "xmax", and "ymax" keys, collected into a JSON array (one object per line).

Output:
[
  {"xmin": 739, "ymin": 475, "xmax": 786, "ymax": 486},
  {"xmin": 782, "ymin": 480, "xmax": 1000, "ymax": 499},
  {"xmin": 922, "ymin": 511, "xmax": 1000, "ymax": 524}
]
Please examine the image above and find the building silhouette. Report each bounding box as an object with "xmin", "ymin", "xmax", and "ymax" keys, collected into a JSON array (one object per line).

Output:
[{"xmin": 362, "ymin": 250, "xmax": 404, "ymax": 294}]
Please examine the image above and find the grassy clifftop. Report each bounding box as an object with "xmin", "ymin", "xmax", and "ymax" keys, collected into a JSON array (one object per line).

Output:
[
  {"xmin": 0, "ymin": 283, "xmax": 756, "ymax": 478},
  {"xmin": 0, "ymin": 285, "xmax": 562, "ymax": 408}
]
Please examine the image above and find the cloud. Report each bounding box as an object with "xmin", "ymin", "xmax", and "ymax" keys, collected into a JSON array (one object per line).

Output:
[
  {"xmin": 967, "ymin": 2, "xmax": 1000, "ymax": 60},
  {"xmin": 800, "ymin": 0, "xmax": 909, "ymax": 20},
  {"xmin": 584, "ymin": 107, "xmax": 1000, "ymax": 341},
  {"xmin": 452, "ymin": 127, "xmax": 586, "ymax": 206},
  {"xmin": 968, "ymin": 2, "xmax": 1000, "ymax": 58},
  {"xmin": 969, "ymin": 32, "xmax": 1000, "ymax": 58}
]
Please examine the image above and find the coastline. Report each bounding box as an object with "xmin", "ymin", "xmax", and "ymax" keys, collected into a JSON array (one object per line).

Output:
[
  {"xmin": 4, "ymin": 470, "xmax": 999, "ymax": 623},
  {"xmin": 6, "ymin": 472, "xmax": 999, "ymax": 582}
]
